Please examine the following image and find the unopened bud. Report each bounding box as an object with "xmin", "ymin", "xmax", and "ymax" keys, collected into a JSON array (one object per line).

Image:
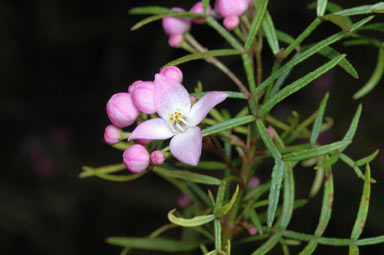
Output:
[{"xmin": 123, "ymin": 144, "xmax": 149, "ymax": 173}]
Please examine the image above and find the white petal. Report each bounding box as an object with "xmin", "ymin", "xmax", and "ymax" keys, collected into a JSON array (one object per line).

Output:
[
  {"xmin": 154, "ymin": 74, "xmax": 191, "ymax": 120},
  {"xmin": 170, "ymin": 126, "xmax": 202, "ymax": 166},
  {"xmin": 189, "ymin": 91, "xmax": 228, "ymax": 126},
  {"xmin": 129, "ymin": 118, "xmax": 175, "ymax": 141}
]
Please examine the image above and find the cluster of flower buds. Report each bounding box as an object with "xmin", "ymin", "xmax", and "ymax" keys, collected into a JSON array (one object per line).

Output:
[{"xmin": 161, "ymin": 0, "xmax": 252, "ymax": 47}]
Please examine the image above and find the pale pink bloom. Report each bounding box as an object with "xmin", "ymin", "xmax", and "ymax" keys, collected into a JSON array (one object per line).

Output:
[
  {"xmin": 248, "ymin": 227, "xmax": 258, "ymax": 235},
  {"xmin": 159, "ymin": 65, "xmax": 183, "ymax": 83},
  {"xmin": 131, "ymin": 81, "xmax": 156, "ymax": 114},
  {"xmin": 177, "ymin": 194, "xmax": 192, "ymax": 208},
  {"xmin": 162, "ymin": 8, "xmax": 191, "ymax": 48},
  {"xmin": 150, "ymin": 150, "xmax": 165, "ymax": 165},
  {"xmin": 104, "ymin": 124, "xmax": 122, "ymax": 145},
  {"xmin": 123, "ymin": 144, "xmax": 149, "ymax": 173},
  {"xmin": 266, "ymin": 127, "xmax": 274, "ymax": 139},
  {"xmin": 247, "ymin": 176, "xmax": 260, "ymax": 189},
  {"xmin": 190, "ymin": 1, "xmax": 212, "ymax": 24},
  {"xmin": 216, "ymin": 0, "xmax": 249, "ymax": 30},
  {"xmin": 129, "ymin": 74, "xmax": 228, "ymax": 165},
  {"xmin": 106, "ymin": 93, "xmax": 139, "ymax": 128}
]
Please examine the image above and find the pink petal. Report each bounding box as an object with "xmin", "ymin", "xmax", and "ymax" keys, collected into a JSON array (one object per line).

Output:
[
  {"xmin": 154, "ymin": 74, "xmax": 191, "ymax": 120},
  {"xmin": 170, "ymin": 126, "xmax": 202, "ymax": 166},
  {"xmin": 129, "ymin": 118, "xmax": 175, "ymax": 141},
  {"xmin": 189, "ymin": 92, "xmax": 228, "ymax": 126}
]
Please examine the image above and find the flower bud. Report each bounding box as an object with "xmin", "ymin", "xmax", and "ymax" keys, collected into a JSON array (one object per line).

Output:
[
  {"xmin": 123, "ymin": 144, "xmax": 149, "ymax": 173},
  {"xmin": 216, "ymin": 0, "xmax": 249, "ymax": 29},
  {"xmin": 159, "ymin": 65, "xmax": 183, "ymax": 83},
  {"xmin": 131, "ymin": 81, "xmax": 156, "ymax": 114},
  {"xmin": 168, "ymin": 34, "xmax": 184, "ymax": 48},
  {"xmin": 107, "ymin": 93, "xmax": 139, "ymax": 128},
  {"xmin": 223, "ymin": 15, "xmax": 240, "ymax": 30},
  {"xmin": 177, "ymin": 194, "xmax": 192, "ymax": 209},
  {"xmin": 190, "ymin": 2, "xmax": 212, "ymax": 24},
  {"xmin": 247, "ymin": 176, "xmax": 260, "ymax": 189},
  {"xmin": 104, "ymin": 124, "xmax": 121, "ymax": 145},
  {"xmin": 136, "ymin": 139, "xmax": 151, "ymax": 145},
  {"xmin": 150, "ymin": 150, "xmax": 165, "ymax": 165},
  {"xmin": 162, "ymin": 8, "xmax": 191, "ymax": 36},
  {"xmin": 128, "ymin": 80, "xmax": 142, "ymax": 93},
  {"xmin": 248, "ymin": 227, "xmax": 258, "ymax": 236}
]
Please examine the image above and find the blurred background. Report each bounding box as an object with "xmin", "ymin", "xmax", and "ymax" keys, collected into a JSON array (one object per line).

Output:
[{"xmin": 1, "ymin": 0, "xmax": 384, "ymax": 254}]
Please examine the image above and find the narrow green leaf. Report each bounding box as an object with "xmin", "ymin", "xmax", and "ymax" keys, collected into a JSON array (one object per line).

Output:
[
  {"xmin": 129, "ymin": 6, "xmax": 171, "ymax": 15},
  {"xmin": 245, "ymin": 0, "xmax": 269, "ymax": 51},
  {"xmin": 284, "ymin": 140, "xmax": 350, "ymax": 161},
  {"xmin": 298, "ymin": 240, "xmax": 318, "ymax": 255},
  {"xmin": 187, "ymin": 182, "xmax": 212, "ymax": 208},
  {"xmin": 340, "ymin": 104, "xmax": 362, "ymax": 152},
  {"xmin": 356, "ymin": 235, "xmax": 384, "ymax": 246},
  {"xmin": 256, "ymin": 16, "xmax": 373, "ymax": 95},
  {"xmin": 82, "ymin": 166, "xmax": 145, "ymax": 182},
  {"xmin": 349, "ymin": 244, "xmax": 359, "ymax": 255},
  {"xmin": 191, "ymin": 91, "xmax": 247, "ymax": 100},
  {"xmin": 320, "ymin": 14, "xmax": 351, "ymax": 31},
  {"xmin": 283, "ymin": 230, "xmax": 352, "ymax": 246},
  {"xmin": 315, "ymin": 165, "xmax": 334, "ymax": 236},
  {"xmin": 351, "ymin": 165, "xmax": 371, "ymax": 240},
  {"xmin": 131, "ymin": 12, "xmax": 204, "ymax": 31},
  {"xmin": 358, "ymin": 23, "xmax": 384, "ymax": 33},
  {"xmin": 202, "ymin": 115, "xmax": 255, "ymax": 137},
  {"xmin": 280, "ymin": 163, "xmax": 295, "ymax": 229},
  {"xmin": 340, "ymin": 153, "xmax": 365, "ymax": 180},
  {"xmin": 267, "ymin": 159, "xmax": 285, "ymax": 227},
  {"xmin": 310, "ymin": 93, "xmax": 330, "ymax": 144},
  {"xmin": 276, "ymin": 30, "xmax": 295, "ymax": 44},
  {"xmin": 314, "ymin": 152, "xmax": 339, "ymax": 169},
  {"xmin": 309, "ymin": 167, "xmax": 324, "ymax": 198},
  {"xmin": 79, "ymin": 163, "xmax": 125, "ymax": 178},
  {"xmin": 216, "ymin": 185, "xmax": 240, "ymax": 217},
  {"xmin": 354, "ymin": 48, "xmax": 384, "ymax": 99},
  {"xmin": 270, "ymin": 67, "xmax": 293, "ymax": 97},
  {"xmin": 153, "ymin": 167, "xmax": 221, "ymax": 185},
  {"xmin": 149, "ymin": 224, "xmax": 178, "ymax": 239},
  {"xmin": 356, "ymin": 150, "xmax": 379, "ymax": 166},
  {"xmin": 251, "ymin": 232, "xmax": 282, "ymax": 255},
  {"xmin": 258, "ymin": 55, "xmax": 345, "ymax": 116},
  {"xmin": 244, "ymin": 181, "xmax": 271, "ymax": 201},
  {"xmin": 250, "ymin": 209, "xmax": 264, "ymax": 234},
  {"xmin": 257, "ymin": 119, "xmax": 282, "ymax": 160},
  {"xmin": 205, "ymin": 250, "xmax": 218, "ymax": 255},
  {"xmin": 214, "ymin": 219, "xmax": 222, "ymax": 250},
  {"xmin": 178, "ymin": 161, "xmax": 227, "ymax": 170},
  {"xmin": 215, "ymin": 181, "xmax": 226, "ymax": 211},
  {"xmin": 202, "ymin": 0, "xmax": 210, "ymax": 14},
  {"xmin": 334, "ymin": 2, "xmax": 384, "ymax": 16},
  {"xmin": 317, "ymin": 0, "xmax": 328, "ymax": 16},
  {"xmin": 163, "ymin": 49, "xmax": 242, "ymax": 67},
  {"xmin": 106, "ymin": 237, "xmax": 200, "ymax": 252},
  {"xmin": 205, "ymin": 16, "xmax": 243, "ymax": 51},
  {"xmin": 262, "ymin": 11, "xmax": 280, "ymax": 55},
  {"xmin": 168, "ymin": 209, "xmax": 215, "ymax": 227},
  {"xmin": 318, "ymin": 47, "xmax": 358, "ymax": 78}
]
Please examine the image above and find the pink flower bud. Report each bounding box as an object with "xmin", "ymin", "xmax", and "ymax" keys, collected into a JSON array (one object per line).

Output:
[
  {"xmin": 217, "ymin": 0, "xmax": 249, "ymax": 17},
  {"xmin": 190, "ymin": 2, "xmax": 212, "ymax": 24},
  {"xmin": 177, "ymin": 194, "xmax": 192, "ymax": 209},
  {"xmin": 168, "ymin": 34, "xmax": 184, "ymax": 48},
  {"xmin": 159, "ymin": 66, "xmax": 183, "ymax": 83},
  {"xmin": 247, "ymin": 176, "xmax": 260, "ymax": 189},
  {"xmin": 223, "ymin": 15, "xmax": 240, "ymax": 30},
  {"xmin": 248, "ymin": 227, "xmax": 258, "ymax": 236},
  {"xmin": 104, "ymin": 124, "xmax": 121, "ymax": 145},
  {"xmin": 150, "ymin": 150, "xmax": 165, "ymax": 165},
  {"xmin": 162, "ymin": 8, "xmax": 191, "ymax": 36},
  {"xmin": 266, "ymin": 127, "xmax": 274, "ymax": 139},
  {"xmin": 190, "ymin": 96, "xmax": 197, "ymax": 103},
  {"xmin": 136, "ymin": 139, "xmax": 151, "ymax": 145},
  {"xmin": 106, "ymin": 93, "xmax": 139, "ymax": 128},
  {"xmin": 123, "ymin": 144, "xmax": 149, "ymax": 173},
  {"xmin": 128, "ymin": 80, "xmax": 143, "ymax": 93},
  {"xmin": 131, "ymin": 81, "xmax": 156, "ymax": 114}
]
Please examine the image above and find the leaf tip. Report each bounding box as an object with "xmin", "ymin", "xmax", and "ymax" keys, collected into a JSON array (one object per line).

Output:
[{"xmin": 105, "ymin": 237, "xmax": 111, "ymax": 243}]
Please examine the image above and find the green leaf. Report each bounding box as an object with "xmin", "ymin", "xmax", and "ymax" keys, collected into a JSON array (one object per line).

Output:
[
  {"xmin": 129, "ymin": 6, "xmax": 171, "ymax": 15},
  {"xmin": 283, "ymin": 140, "xmax": 350, "ymax": 161},
  {"xmin": 340, "ymin": 104, "xmax": 362, "ymax": 152},
  {"xmin": 315, "ymin": 165, "xmax": 334, "ymax": 236},
  {"xmin": 205, "ymin": 16, "xmax": 243, "ymax": 51},
  {"xmin": 244, "ymin": 181, "xmax": 271, "ymax": 201},
  {"xmin": 276, "ymin": 30, "xmax": 295, "ymax": 44},
  {"xmin": 256, "ymin": 119, "xmax": 282, "ymax": 160},
  {"xmin": 178, "ymin": 161, "xmax": 227, "ymax": 170},
  {"xmin": 310, "ymin": 93, "xmax": 330, "ymax": 144},
  {"xmin": 280, "ymin": 163, "xmax": 295, "ymax": 229},
  {"xmin": 351, "ymin": 165, "xmax": 371, "ymax": 240},
  {"xmin": 131, "ymin": 12, "xmax": 204, "ymax": 31},
  {"xmin": 216, "ymin": 185, "xmax": 240, "ymax": 217},
  {"xmin": 245, "ymin": 0, "xmax": 269, "ymax": 51},
  {"xmin": 163, "ymin": 49, "xmax": 242, "ymax": 67},
  {"xmin": 250, "ymin": 209, "xmax": 264, "ymax": 234},
  {"xmin": 349, "ymin": 244, "xmax": 359, "ymax": 255},
  {"xmin": 318, "ymin": 47, "xmax": 358, "ymax": 78},
  {"xmin": 79, "ymin": 163, "xmax": 125, "ymax": 178},
  {"xmin": 82, "ymin": 166, "xmax": 146, "ymax": 182},
  {"xmin": 168, "ymin": 209, "xmax": 215, "ymax": 227},
  {"xmin": 202, "ymin": 0, "xmax": 210, "ymax": 14},
  {"xmin": 262, "ymin": 11, "xmax": 280, "ymax": 55},
  {"xmin": 356, "ymin": 235, "xmax": 384, "ymax": 246},
  {"xmin": 320, "ymin": 14, "xmax": 351, "ymax": 31},
  {"xmin": 267, "ymin": 159, "xmax": 285, "ymax": 227},
  {"xmin": 256, "ymin": 16, "xmax": 373, "ymax": 95},
  {"xmin": 353, "ymin": 48, "xmax": 384, "ymax": 99},
  {"xmin": 257, "ymin": 54, "xmax": 345, "ymax": 116},
  {"xmin": 202, "ymin": 115, "xmax": 255, "ymax": 137},
  {"xmin": 153, "ymin": 167, "xmax": 221, "ymax": 185},
  {"xmin": 358, "ymin": 22, "xmax": 384, "ymax": 33},
  {"xmin": 191, "ymin": 91, "xmax": 247, "ymax": 100},
  {"xmin": 356, "ymin": 150, "xmax": 379, "ymax": 166},
  {"xmin": 251, "ymin": 232, "xmax": 282, "ymax": 255},
  {"xmin": 339, "ymin": 153, "xmax": 365, "ymax": 180},
  {"xmin": 106, "ymin": 237, "xmax": 200, "ymax": 252},
  {"xmin": 214, "ymin": 219, "xmax": 221, "ymax": 250},
  {"xmin": 317, "ymin": 0, "xmax": 328, "ymax": 16},
  {"xmin": 298, "ymin": 240, "xmax": 318, "ymax": 255},
  {"xmin": 334, "ymin": 2, "xmax": 384, "ymax": 16}
]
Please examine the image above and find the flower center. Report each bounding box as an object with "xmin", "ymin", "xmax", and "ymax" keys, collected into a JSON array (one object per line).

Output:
[{"xmin": 169, "ymin": 111, "xmax": 189, "ymax": 132}]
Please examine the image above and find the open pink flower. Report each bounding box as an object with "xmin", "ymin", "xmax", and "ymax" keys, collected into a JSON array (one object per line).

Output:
[{"xmin": 129, "ymin": 74, "xmax": 227, "ymax": 165}]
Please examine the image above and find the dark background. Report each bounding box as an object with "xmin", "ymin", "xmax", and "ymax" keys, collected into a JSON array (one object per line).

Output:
[{"xmin": 2, "ymin": 0, "xmax": 384, "ymax": 254}]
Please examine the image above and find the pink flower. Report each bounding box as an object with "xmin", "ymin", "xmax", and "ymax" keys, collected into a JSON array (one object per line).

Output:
[
  {"xmin": 128, "ymin": 80, "xmax": 143, "ymax": 93},
  {"xmin": 106, "ymin": 93, "xmax": 139, "ymax": 128},
  {"xmin": 104, "ymin": 124, "xmax": 122, "ymax": 145},
  {"xmin": 216, "ymin": 0, "xmax": 249, "ymax": 30},
  {"xmin": 177, "ymin": 194, "xmax": 192, "ymax": 208},
  {"xmin": 150, "ymin": 150, "xmax": 165, "ymax": 165},
  {"xmin": 190, "ymin": 2, "xmax": 212, "ymax": 24},
  {"xmin": 129, "ymin": 74, "xmax": 228, "ymax": 165},
  {"xmin": 123, "ymin": 144, "xmax": 149, "ymax": 173},
  {"xmin": 162, "ymin": 8, "xmax": 191, "ymax": 48},
  {"xmin": 131, "ymin": 81, "xmax": 156, "ymax": 114},
  {"xmin": 247, "ymin": 176, "xmax": 260, "ymax": 189},
  {"xmin": 159, "ymin": 65, "xmax": 183, "ymax": 83},
  {"xmin": 248, "ymin": 226, "xmax": 258, "ymax": 235}
]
